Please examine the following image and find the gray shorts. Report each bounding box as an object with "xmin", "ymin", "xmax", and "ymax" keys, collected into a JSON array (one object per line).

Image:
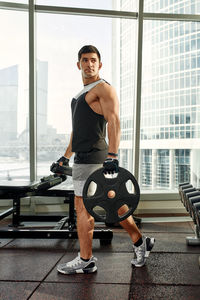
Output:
[{"xmin": 72, "ymin": 163, "xmax": 102, "ymax": 197}]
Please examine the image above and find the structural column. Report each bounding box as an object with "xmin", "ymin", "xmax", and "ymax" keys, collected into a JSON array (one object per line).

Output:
[
  {"xmin": 152, "ymin": 149, "xmax": 157, "ymax": 189},
  {"xmin": 190, "ymin": 149, "xmax": 199, "ymax": 187},
  {"xmin": 169, "ymin": 149, "xmax": 175, "ymax": 190},
  {"xmin": 29, "ymin": 0, "xmax": 37, "ymax": 181}
]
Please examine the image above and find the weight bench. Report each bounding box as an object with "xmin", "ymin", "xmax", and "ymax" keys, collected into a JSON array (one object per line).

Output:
[{"xmin": 0, "ymin": 174, "xmax": 113, "ymax": 245}]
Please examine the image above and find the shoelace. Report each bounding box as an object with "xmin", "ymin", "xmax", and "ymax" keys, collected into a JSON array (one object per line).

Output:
[
  {"xmin": 135, "ymin": 245, "xmax": 144, "ymax": 260},
  {"xmin": 67, "ymin": 256, "xmax": 82, "ymax": 267}
]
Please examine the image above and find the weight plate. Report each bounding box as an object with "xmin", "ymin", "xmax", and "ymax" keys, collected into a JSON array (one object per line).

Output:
[{"xmin": 83, "ymin": 167, "xmax": 140, "ymax": 223}]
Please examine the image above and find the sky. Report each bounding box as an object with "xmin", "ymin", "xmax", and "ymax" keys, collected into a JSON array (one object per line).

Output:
[{"xmin": 0, "ymin": 0, "xmax": 114, "ymax": 134}]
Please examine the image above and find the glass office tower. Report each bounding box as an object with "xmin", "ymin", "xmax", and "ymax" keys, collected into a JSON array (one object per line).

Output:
[
  {"xmin": 118, "ymin": 0, "xmax": 200, "ymax": 191},
  {"xmin": 0, "ymin": 65, "xmax": 18, "ymax": 145}
]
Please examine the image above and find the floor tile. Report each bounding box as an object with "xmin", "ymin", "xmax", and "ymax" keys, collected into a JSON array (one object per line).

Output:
[
  {"xmin": 45, "ymin": 252, "xmax": 133, "ymax": 284},
  {"xmin": 132, "ymin": 253, "xmax": 200, "ymax": 285},
  {"xmin": 0, "ymin": 220, "xmax": 199, "ymax": 300},
  {"xmin": 0, "ymin": 248, "xmax": 64, "ymax": 281},
  {"xmin": 129, "ymin": 284, "xmax": 200, "ymax": 300},
  {"xmin": 30, "ymin": 282, "xmax": 130, "ymax": 300},
  {"xmin": 57, "ymin": 231, "xmax": 200, "ymax": 254},
  {"xmin": 140, "ymin": 221, "xmax": 194, "ymax": 233},
  {"xmin": 3, "ymin": 238, "xmax": 76, "ymax": 250},
  {"xmin": 149, "ymin": 232, "xmax": 200, "ymax": 253},
  {"xmin": 0, "ymin": 282, "xmax": 38, "ymax": 300}
]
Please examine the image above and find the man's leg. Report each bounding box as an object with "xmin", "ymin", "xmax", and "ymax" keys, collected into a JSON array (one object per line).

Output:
[
  {"xmin": 57, "ymin": 195, "xmax": 97, "ymax": 275},
  {"xmin": 118, "ymin": 205, "xmax": 142, "ymax": 243},
  {"xmin": 75, "ymin": 195, "xmax": 94, "ymax": 259},
  {"xmin": 118, "ymin": 205, "xmax": 155, "ymax": 267}
]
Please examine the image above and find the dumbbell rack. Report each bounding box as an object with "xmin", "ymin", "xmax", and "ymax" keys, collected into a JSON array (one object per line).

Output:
[{"xmin": 179, "ymin": 182, "xmax": 200, "ymax": 246}]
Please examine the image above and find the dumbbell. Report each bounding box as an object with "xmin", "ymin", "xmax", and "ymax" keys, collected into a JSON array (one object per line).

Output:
[
  {"xmin": 178, "ymin": 182, "xmax": 190, "ymax": 195},
  {"xmin": 187, "ymin": 193, "xmax": 200, "ymax": 218},
  {"xmin": 183, "ymin": 188, "xmax": 197, "ymax": 211},
  {"xmin": 178, "ymin": 182, "xmax": 189, "ymax": 189},
  {"xmin": 192, "ymin": 201, "xmax": 200, "ymax": 225},
  {"xmin": 179, "ymin": 183, "xmax": 193, "ymax": 204},
  {"xmin": 193, "ymin": 205, "xmax": 200, "ymax": 239},
  {"xmin": 182, "ymin": 187, "xmax": 196, "ymax": 209},
  {"xmin": 50, "ymin": 162, "xmax": 72, "ymax": 176}
]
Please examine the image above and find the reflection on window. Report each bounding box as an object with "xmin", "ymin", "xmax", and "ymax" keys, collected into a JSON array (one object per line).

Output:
[{"xmin": 0, "ymin": 9, "xmax": 29, "ymax": 181}]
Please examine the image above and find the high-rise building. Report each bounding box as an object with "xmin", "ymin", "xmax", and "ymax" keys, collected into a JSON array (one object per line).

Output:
[
  {"xmin": 118, "ymin": 0, "xmax": 200, "ymax": 190},
  {"xmin": 37, "ymin": 60, "xmax": 48, "ymax": 136},
  {"xmin": 0, "ymin": 65, "xmax": 18, "ymax": 144}
]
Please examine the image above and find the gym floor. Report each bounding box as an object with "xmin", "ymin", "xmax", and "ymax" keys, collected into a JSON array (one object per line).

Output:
[{"xmin": 0, "ymin": 218, "xmax": 200, "ymax": 300}]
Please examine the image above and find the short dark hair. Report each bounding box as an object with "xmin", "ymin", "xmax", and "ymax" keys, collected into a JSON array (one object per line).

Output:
[{"xmin": 78, "ymin": 45, "xmax": 101, "ymax": 62}]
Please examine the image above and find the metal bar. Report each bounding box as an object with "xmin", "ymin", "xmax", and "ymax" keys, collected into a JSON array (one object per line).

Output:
[
  {"xmin": 35, "ymin": 5, "xmax": 138, "ymax": 19},
  {"xmin": 0, "ymin": 229, "xmax": 113, "ymax": 239},
  {"xmin": 0, "ymin": 1, "xmax": 28, "ymax": 11},
  {"xmin": 68, "ymin": 193, "xmax": 75, "ymax": 225},
  {"xmin": 0, "ymin": 207, "xmax": 14, "ymax": 220},
  {"xmin": 29, "ymin": 0, "xmax": 37, "ymax": 181},
  {"xmin": 144, "ymin": 12, "xmax": 200, "ymax": 22},
  {"xmin": 35, "ymin": 189, "xmax": 74, "ymax": 197},
  {"xmin": 1, "ymin": 2, "xmax": 200, "ymax": 22},
  {"xmin": 133, "ymin": 0, "xmax": 144, "ymax": 181},
  {"xmin": 19, "ymin": 214, "xmax": 67, "ymax": 222}
]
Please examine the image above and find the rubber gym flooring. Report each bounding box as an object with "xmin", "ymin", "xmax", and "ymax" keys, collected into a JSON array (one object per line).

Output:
[{"xmin": 0, "ymin": 218, "xmax": 199, "ymax": 300}]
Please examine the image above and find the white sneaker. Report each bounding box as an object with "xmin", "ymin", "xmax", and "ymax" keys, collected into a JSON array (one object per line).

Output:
[
  {"xmin": 57, "ymin": 253, "xmax": 97, "ymax": 275},
  {"xmin": 131, "ymin": 237, "xmax": 155, "ymax": 267}
]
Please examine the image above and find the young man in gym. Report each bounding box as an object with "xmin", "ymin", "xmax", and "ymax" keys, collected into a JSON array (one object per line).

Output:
[{"xmin": 57, "ymin": 45, "xmax": 155, "ymax": 274}]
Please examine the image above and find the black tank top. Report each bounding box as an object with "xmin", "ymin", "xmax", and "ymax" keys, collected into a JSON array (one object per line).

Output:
[{"xmin": 71, "ymin": 79, "xmax": 108, "ymax": 164}]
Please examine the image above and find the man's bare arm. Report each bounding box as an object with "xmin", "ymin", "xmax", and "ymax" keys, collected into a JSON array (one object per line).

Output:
[
  {"xmin": 63, "ymin": 131, "xmax": 74, "ymax": 159},
  {"xmin": 99, "ymin": 84, "xmax": 121, "ymax": 156}
]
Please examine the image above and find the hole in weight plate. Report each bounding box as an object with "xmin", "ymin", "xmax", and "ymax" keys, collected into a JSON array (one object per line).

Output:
[
  {"xmin": 87, "ymin": 181, "xmax": 97, "ymax": 197},
  {"xmin": 93, "ymin": 206, "xmax": 106, "ymax": 220},
  {"xmin": 125, "ymin": 179, "xmax": 135, "ymax": 194}
]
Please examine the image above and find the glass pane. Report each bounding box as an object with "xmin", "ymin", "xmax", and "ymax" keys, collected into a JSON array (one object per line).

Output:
[
  {"xmin": 36, "ymin": 0, "xmax": 138, "ymax": 11},
  {"xmin": 118, "ymin": 18, "xmax": 137, "ymax": 172},
  {"xmin": 0, "ymin": 9, "xmax": 29, "ymax": 181},
  {"xmin": 144, "ymin": 0, "xmax": 200, "ymax": 14},
  {"xmin": 140, "ymin": 20, "xmax": 200, "ymax": 192},
  {"xmin": 36, "ymin": 13, "xmax": 137, "ymax": 187}
]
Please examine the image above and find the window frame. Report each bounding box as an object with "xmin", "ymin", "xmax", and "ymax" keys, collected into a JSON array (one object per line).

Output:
[{"xmin": 1, "ymin": 0, "xmax": 200, "ymax": 200}]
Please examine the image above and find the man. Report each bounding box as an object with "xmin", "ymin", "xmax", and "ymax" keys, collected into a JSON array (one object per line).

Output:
[{"xmin": 57, "ymin": 45, "xmax": 155, "ymax": 275}]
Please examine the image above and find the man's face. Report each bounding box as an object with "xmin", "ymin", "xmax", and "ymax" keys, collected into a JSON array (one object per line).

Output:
[{"xmin": 77, "ymin": 52, "xmax": 102, "ymax": 78}]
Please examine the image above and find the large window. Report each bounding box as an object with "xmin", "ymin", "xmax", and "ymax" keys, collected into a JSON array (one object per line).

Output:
[
  {"xmin": 36, "ymin": 13, "xmax": 113, "ymax": 188},
  {"xmin": 36, "ymin": 11, "xmax": 136, "ymax": 189},
  {"xmin": 1, "ymin": 0, "xmax": 200, "ymax": 198},
  {"xmin": 0, "ymin": 8, "xmax": 29, "ymax": 181},
  {"xmin": 140, "ymin": 19, "xmax": 200, "ymax": 191}
]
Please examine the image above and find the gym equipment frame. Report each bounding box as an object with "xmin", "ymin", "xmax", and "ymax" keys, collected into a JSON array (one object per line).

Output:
[{"xmin": 0, "ymin": 174, "xmax": 113, "ymax": 244}]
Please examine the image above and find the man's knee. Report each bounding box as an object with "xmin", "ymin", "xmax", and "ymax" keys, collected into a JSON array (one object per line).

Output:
[
  {"xmin": 75, "ymin": 195, "xmax": 93, "ymax": 219},
  {"xmin": 75, "ymin": 195, "xmax": 94, "ymax": 227}
]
